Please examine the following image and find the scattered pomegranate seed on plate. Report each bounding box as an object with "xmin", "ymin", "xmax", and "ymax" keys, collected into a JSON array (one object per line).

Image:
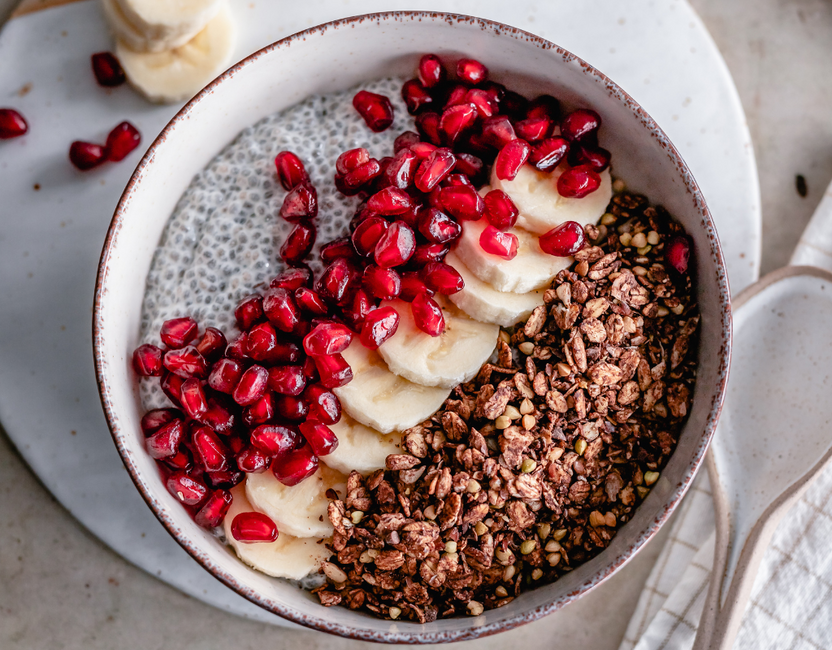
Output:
[
  {"xmin": 69, "ymin": 141, "xmax": 106, "ymax": 170},
  {"xmin": 0, "ymin": 108, "xmax": 28, "ymax": 139},
  {"xmin": 105, "ymin": 121, "xmax": 141, "ymax": 162},
  {"xmin": 91, "ymin": 52, "xmax": 126, "ymax": 87}
]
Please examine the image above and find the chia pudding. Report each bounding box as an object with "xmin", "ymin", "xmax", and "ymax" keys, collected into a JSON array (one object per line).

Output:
[{"xmin": 132, "ymin": 54, "xmax": 699, "ymax": 622}]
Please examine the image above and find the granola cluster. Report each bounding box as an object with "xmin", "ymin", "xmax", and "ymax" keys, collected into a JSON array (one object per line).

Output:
[{"xmin": 314, "ymin": 192, "xmax": 699, "ymax": 622}]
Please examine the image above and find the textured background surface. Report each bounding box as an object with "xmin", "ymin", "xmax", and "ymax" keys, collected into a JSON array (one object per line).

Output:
[{"xmin": 1, "ymin": 0, "xmax": 831, "ymax": 648}]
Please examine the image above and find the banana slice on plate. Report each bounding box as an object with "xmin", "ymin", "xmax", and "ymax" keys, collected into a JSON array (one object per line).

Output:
[
  {"xmin": 491, "ymin": 163, "xmax": 612, "ymax": 236},
  {"xmin": 321, "ymin": 414, "xmax": 401, "ymax": 475},
  {"xmin": 454, "ymin": 218, "xmax": 571, "ymax": 293},
  {"xmin": 223, "ymin": 484, "xmax": 331, "ymax": 581},
  {"xmin": 377, "ymin": 297, "xmax": 499, "ymax": 389},
  {"xmin": 445, "ymin": 250, "xmax": 545, "ymax": 326},
  {"xmin": 115, "ymin": 2, "xmax": 236, "ymax": 103},
  {"xmin": 245, "ymin": 465, "xmax": 346, "ymax": 539},
  {"xmin": 114, "ymin": 0, "xmax": 223, "ymax": 51},
  {"xmin": 334, "ymin": 340, "xmax": 451, "ymax": 434}
]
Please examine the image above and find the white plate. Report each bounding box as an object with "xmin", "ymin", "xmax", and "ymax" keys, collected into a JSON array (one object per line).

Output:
[{"xmin": 0, "ymin": 0, "xmax": 760, "ymax": 627}]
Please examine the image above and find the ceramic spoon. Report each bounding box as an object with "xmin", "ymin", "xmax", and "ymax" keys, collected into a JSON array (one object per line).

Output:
[{"xmin": 693, "ymin": 178, "xmax": 832, "ymax": 650}]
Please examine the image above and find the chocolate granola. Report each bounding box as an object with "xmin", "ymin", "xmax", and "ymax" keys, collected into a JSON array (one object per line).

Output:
[{"xmin": 314, "ymin": 191, "xmax": 699, "ymax": 622}]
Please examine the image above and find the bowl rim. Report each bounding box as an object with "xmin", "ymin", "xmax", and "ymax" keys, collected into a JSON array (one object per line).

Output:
[{"xmin": 93, "ymin": 10, "xmax": 732, "ymax": 644}]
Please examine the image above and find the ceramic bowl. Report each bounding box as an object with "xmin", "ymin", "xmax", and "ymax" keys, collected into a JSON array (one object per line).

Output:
[{"xmin": 93, "ymin": 11, "xmax": 732, "ymax": 643}]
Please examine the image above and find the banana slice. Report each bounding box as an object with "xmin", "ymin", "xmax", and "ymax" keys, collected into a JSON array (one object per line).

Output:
[
  {"xmin": 115, "ymin": 2, "xmax": 236, "ymax": 104},
  {"xmin": 333, "ymin": 340, "xmax": 451, "ymax": 434},
  {"xmin": 114, "ymin": 0, "xmax": 223, "ymax": 51},
  {"xmin": 378, "ymin": 297, "xmax": 499, "ymax": 389},
  {"xmin": 491, "ymin": 163, "xmax": 612, "ymax": 236},
  {"xmin": 454, "ymin": 218, "xmax": 571, "ymax": 293},
  {"xmin": 245, "ymin": 465, "xmax": 346, "ymax": 539},
  {"xmin": 321, "ymin": 414, "xmax": 402, "ymax": 475},
  {"xmin": 223, "ymin": 484, "xmax": 331, "ymax": 581},
  {"xmin": 445, "ymin": 250, "xmax": 545, "ymax": 326}
]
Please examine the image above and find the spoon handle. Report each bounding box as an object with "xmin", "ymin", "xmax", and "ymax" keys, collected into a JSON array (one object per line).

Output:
[{"xmin": 791, "ymin": 178, "xmax": 832, "ymax": 270}]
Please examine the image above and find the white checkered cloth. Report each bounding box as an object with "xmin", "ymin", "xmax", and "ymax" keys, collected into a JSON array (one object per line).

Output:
[{"xmin": 619, "ymin": 463, "xmax": 832, "ymax": 650}]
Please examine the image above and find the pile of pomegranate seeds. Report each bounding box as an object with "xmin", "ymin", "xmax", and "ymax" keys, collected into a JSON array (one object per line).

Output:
[
  {"xmin": 0, "ymin": 108, "xmax": 28, "ymax": 139},
  {"xmin": 69, "ymin": 120, "xmax": 141, "ymax": 170},
  {"xmin": 91, "ymin": 52, "xmax": 126, "ymax": 87}
]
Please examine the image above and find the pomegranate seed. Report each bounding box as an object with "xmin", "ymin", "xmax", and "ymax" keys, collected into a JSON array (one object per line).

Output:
[
  {"xmin": 243, "ymin": 392, "xmax": 275, "ymax": 426},
  {"xmin": 368, "ymin": 187, "xmax": 413, "ymax": 215},
  {"xmin": 359, "ymin": 306, "xmax": 400, "ymax": 349},
  {"xmin": 270, "ymin": 266, "xmax": 312, "ymax": 290},
  {"xmin": 272, "ymin": 444, "xmax": 319, "ymax": 486},
  {"xmin": 418, "ymin": 208, "xmax": 462, "ymax": 244},
  {"xmin": 105, "ymin": 121, "xmax": 141, "ymax": 162},
  {"xmin": 481, "ymin": 80, "xmax": 506, "ymax": 102},
  {"xmin": 412, "ymin": 242, "xmax": 450, "ymax": 266},
  {"xmin": 666, "ymin": 236, "xmax": 692, "ymax": 274},
  {"xmin": 299, "ymin": 420, "xmax": 338, "ymax": 456},
  {"xmin": 526, "ymin": 95, "xmax": 561, "ymax": 121},
  {"xmin": 415, "ymin": 148, "xmax": 456, "ymax": 193},
  {"xmin": 194, "ymin": 489, "xmax": 232, "ymax": 528},
  {"xmin": 361, "ymin": 265, "xmax": 401, "ymax": 300},
  {"xmin": 436, "ymin": 186, "xmax": 481, "ymax": 222},
  {"xmin": 561, "ymin": 108, "xmax": 601, "ymax": 141},
  {"xmin": 385, "ymin": 149, "xmax": 419, "ymax": 189},
  {"xmin": 244, "ymin": 321, "xmax": 279, "ymax": 362},
  {"xmin": 91, "ymin": 52, "xmax": 125, "ymax": 87},
  {"xmin": 263, "ymin": 287, "xmax": 300, "ymax": 333},
  {"xmin": 415, "ymin": 112, "xmax": 442, "ymax": 145},
  {"xmin": 191, "ymin": 424, "xmax": 229, "ymax": 473},
  {"xmin": 410, "ymin": 141, "xmax": 438, "ymax": 159},
  {"xmin": 422, "ymin": 261, "xmax": 464, "ymax": 295},
  {"xmin": 569, "ymin": 143, "xmax": 611, "ymax": 172},
  {"xmin": 336, "ymin": 147, "xmax": 370, "ymax": 175},
  {"xmin": 320, "ymin": 237, "xmax": 357, "ymax": 265},
  {"xmin": 316, "ymin": 258, "xmax": 358, "ymax": 304},
  {"xmin": 339, "ymin": 159, "xmax": 382, "ymax": 194},
  {"xmin": 495, "ymin": 139, "xmax": 531, "ymax": 181},
  {"xmin": 141, "ymin": 408, "xmax": 182, "ymax": 436},
  {"xmin": 514, "ymin": 117, "xmax": 552, "ymax": 143},
  {"xmin": 267, "ymin": 365, "xmax": 306, "ymax": 396},
  {"xmin": 234, "ymin": 294, "xmax": 263, "ymax": 330},
  {"xmin": 439, "ymin": 103, "xmax": 477, "ymax": 145},
  {"xmin": 351, "ymin": 216, "xmax": 389, "ymax": 257},
  {"xmin": 132, "ymin": 344, "xmax": 163, "ymax": 376},
  {"xmin": 160, "ymin": 317, "xmax": 198, "ymax": 348},
  {"xmin": 418, "ymin": 54, "xmax": 446, "ymax": 88},
  {"xmin": 465, "ymin": 89, "xmax": 498, "ymax": 118},
  {"xmin": 167, "ymin": 471, "xmax": 208, "ymax": 506},
  {"xmin": 411, "ymin": 293, "xmax": 445, "ymax": 337},
  {"xmin": 304, "ymin": 322, "xmax": 353, "ymax": 356},
  {"xmin": 160, "ymin": 372, "xmax": 184, "ymax": 404},
  {"xmin": 69, "ymin": 141, "xmax": 106, "ymax": 170},
  {"xmin": 501, "ymin": 90, "xmax": 529, "ymax": 118},
  {"xmin": 304, "ymin": 384, "xmax": 341, "ymax": 424},
  {"xmin": 164, "ymin": 449, "xmax": 193, "ymax": 471},
  {"xmin": 180, "ymin": 377, "xmax": 209, "ymax": 420},
  {"xmin": 442, "ymin": 83, "xmax": 468, "ymax": 109},
  {"xmin": 205, "ymin": 469, "xmax": 243, "ymax": 489},
  {"xmin": 529, "ymin": 137, "xmax": 569, "ymax": 172},
  {"xmin": 250, "ymin": 424, "xmax": 299, "ymax": 456},
  {"xmin": 352, "ymin": 90, "xmax": 394, "ymax": 132},
  {"xmin": 208, "ymin": 358, "xmax": 244, "ymax": 393},
  {"xmin": 0, "ymin": 108, "xmax": 28, "ymax": 139},
  {"xmin": 275, "ymin": 394, "xmax": 309, "ymax": 422},
  {"xmin": 279, "ymin": 181, "xmax": 318, "ymax": 221},
  {"xmin": 456, "ymin": 58, "xmax": 488, "ymax": 84},
  {"xmin": 480, "ymin": 225, "xmax": 519, "ymax": 260},
  {"xmin": 481, "ymin": 116, "xmax": 516, "ymax": 149},
  {"xmin": 557, "ymin": 164, "xmax": 601, "ymax": 198},
  {"xmin": 394, "ymin": 131, "xmax": 421, "ymax": 152},
  {"xmin": 400, "ymin": 273, "xmax": 433, "ymax": 302},
  {"xmin": 442, "ymin": 173, "xmax": 473, "ymax": 188},
  {"xmin": 231, "ymin": 512, "xmax": 278, "ymax": 543},
  {"xmin": 163, "ymin": 345, "xmax": 207, "ymax": 378},
  {"xmin": 402, "ymin": 79, "xmax": 434, "ymax": 114},
  {"xmin": 314, "ymin": 353, "xmax": 353, "ymax": 389},
  {"xmin": 539, "ymin": 221, "xmax": 587, "ymax": 256},
  {"xmin": 274, "ymin": 151, "xmax": 308, "ymax": 190},
  {"xmin": 484, "ymin": 189, "xmax": 519, "ymax": 230},
  {"xmin": 232, "ymin": 364, "xmax": 269, "ymax": 406},
  {"xmin": 454, "ymin": 153, "xmax": 485, "ymax": 183},
  {"xmin": 343, "ymin": 288, "xmax": 375, "ymax": 330},
  {"xmin": 294, "ymin": 287, "xmax": 327, "ymax": 316},
  {"xmin": 236, "ymin": 446, "xmax": 269, "ymax": 473},
  {"xmin": 202, "ymin": 396, "xmax": 235, "ymax": 435},
  {"xmin": 146, "ymin": 418, "xmax": 184, "ymax": 459},
  {"xmin": 374, "ymin": 221, "xmax": 416, "ymax": 268},
  {"xmin": 280, "ymin": 222, "xmax": 316, "ymax": 265},
  {"xmin": 195, "ymin": 328, "xmax": 226, "ymax": 361}
]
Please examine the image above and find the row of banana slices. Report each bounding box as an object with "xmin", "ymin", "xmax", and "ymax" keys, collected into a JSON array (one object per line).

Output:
[
  {"xmin": 224, "ymin": 163, "xmax": 612, "ymax": 580},
  {"xmin": 101, "ymin": 0, "xmax": 236, "ymax": 103}
]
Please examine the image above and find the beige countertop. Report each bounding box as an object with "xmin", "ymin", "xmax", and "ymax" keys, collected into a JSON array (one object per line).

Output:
[{"xmin": 1, "ymin": 0, "xmax": 831, "ymax": 648}]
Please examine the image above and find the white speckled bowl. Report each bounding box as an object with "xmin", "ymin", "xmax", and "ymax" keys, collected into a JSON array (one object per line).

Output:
[{"xmin": 93, "ymin": 11, "xmax": 731, "ymax": 643}]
